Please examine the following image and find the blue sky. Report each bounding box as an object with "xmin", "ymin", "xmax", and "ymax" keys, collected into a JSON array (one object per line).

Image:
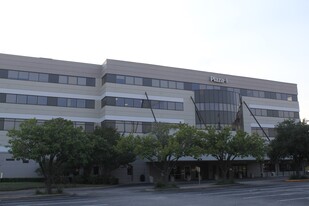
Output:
[{"xmin": 0, "ymin": 0, "xmax": 308, "ymax": 118}]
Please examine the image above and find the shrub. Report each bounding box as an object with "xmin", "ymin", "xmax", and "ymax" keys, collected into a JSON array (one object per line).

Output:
[
  {"xmin": 216, "ymin": 179, "xmax": 236, "ymax": 185},
  {"xmin": 289, "ymin": 175, "xmax": 308, "ymax": 180}
]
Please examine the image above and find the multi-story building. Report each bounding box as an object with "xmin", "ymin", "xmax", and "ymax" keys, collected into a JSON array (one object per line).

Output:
[{"xmin": 0, "ymin": 53, "xmax": 299, "ymax": 182}]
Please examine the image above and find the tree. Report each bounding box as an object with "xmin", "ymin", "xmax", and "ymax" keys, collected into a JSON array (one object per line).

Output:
[
  {"xmin": 268, "ymin": 119, "xmax": 309, "ymax": 177},
  {"xmin": 135, "ymin": 123, "xmax": 198, "ymax": 184},
  {"xmin": 8, "ymin": 118, "xmax": 88, "ymax": 194},
  {"xmin": 197, "ymin": 126, "xmax": 266, "ymax": 180},
  {"xmin": 86, "ymin": 126, "xmax": 137, "ymax": 180}
]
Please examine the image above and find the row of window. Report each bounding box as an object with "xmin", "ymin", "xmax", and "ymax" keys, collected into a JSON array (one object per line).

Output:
[
  {"xmin": 195, "ymin": 111, "xmax": 238, "ymax": 125},
  {"xmin": 102, "ymin": 73, "xmax": 298, "ymax": 102},
  {"xmin": 102, "ymin": 120, "xmax": 157, "ymax": 134},
  {"xmin": 251, "ymin": 127, "xmax": 277, "ymax": 138},
  {"xmin": 0, "ymin": 68, "xmax": 96, "ymax": 86},
  {"xmin": 101, "ymin": 97, "xmax": 184, "ymax": 111},
  {"xmin": 0, "ymin": 118, "xmax": 95, "ymax": 132},
  {"xmin": 249, "ymin": 108, "xmax": 299, "ymax": 119},
  {"xmin": 0, "ymin": 93, "xmax": 95, "ymax": 109},
  {"xmin": 195, "ymin": 90, "xmax": 241, "ymax": 105},
  {"xmin": 195, "ymin": 103, "xmax": 239, "ymax": 112}
]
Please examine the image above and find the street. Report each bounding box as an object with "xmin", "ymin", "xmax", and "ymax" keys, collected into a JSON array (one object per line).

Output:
[{"xmin": 1, "ymin": 179, "xmax": 309, "ymax": 206}]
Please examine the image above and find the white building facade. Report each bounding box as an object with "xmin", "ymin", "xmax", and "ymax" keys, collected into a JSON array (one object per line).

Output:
[{"xmin": 0, "ymin": 54, "xmax": 299, "ymax": 182}]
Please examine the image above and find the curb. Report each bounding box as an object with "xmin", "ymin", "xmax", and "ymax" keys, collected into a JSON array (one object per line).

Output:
[{"xmin": 285, "ymin": 179, "xmax": 309, "ymax": 182}]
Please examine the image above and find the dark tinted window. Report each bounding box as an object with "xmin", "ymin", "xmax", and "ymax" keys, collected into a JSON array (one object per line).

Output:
[
  {"xmin": 0, "ymin": 69, "xmax": 8, "ymax": 78},
  {"xmin": 0, "ymin": 93, "xmax": 6, "ymax": 103},
  {"xmin": 86, "ymin": 100, "xmax": 95, "ymax": 108},
  {"xmin": 47, "ymin": 97, "xmax": 57, "ymax": 106},
  {"xmin": 86, "ymin": 77, "xmax": 96, "ymax": 86},
  {"xmin": 49, "ymin": 74, "xmax": 59, "ymax": 83}
]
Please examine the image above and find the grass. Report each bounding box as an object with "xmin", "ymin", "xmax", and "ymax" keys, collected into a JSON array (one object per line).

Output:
[
  {"xmin": 0, "ymin": 182, "xmax": 111, "ymax": 192},
  {"xmin": 0, "ymin": 182, "xmax": 45, "ymax": 191}
]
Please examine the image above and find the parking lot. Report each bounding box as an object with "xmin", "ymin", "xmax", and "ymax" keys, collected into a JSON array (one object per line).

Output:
[{"xmin": 1, "ymin": 179, "xmax": 309, "ymax": 206}]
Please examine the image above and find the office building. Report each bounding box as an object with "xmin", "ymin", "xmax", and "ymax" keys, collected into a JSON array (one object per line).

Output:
[{"xmin": 0, "ymin": 53, "xmax": 299, "ymax": 182}]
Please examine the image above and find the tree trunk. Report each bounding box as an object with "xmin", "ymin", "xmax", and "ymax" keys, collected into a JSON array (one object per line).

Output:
[{"xmin": 45, "ymin": 177, "xmax": 53, "ymax": 194}]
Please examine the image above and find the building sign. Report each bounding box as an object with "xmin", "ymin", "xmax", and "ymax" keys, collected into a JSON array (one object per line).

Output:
[{"xmin": 210, "ymin": 76, "xmax": 228, "ymax": 84}]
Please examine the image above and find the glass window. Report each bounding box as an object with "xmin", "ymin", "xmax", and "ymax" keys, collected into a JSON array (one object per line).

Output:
[
  {"xmin": 29, "ymin": 72, "xmax": 39, "ymax": 81},
  {"xmin": 68, "ymin": 76, "xmax": 77, "ymax": 85},
  {"xmin": 86, "ymin": 100, "xmax": 95, "ymax": 109},
  {"xmin": 143, "ymin": 78, "xmax": 152, "ymax": 86},
  {"xmin": 124, "ymin": 98, "xmax": 134, "ymax": 107},
  {"xmin": 141, "ymin": 100, "xmax": 150, "ymax": 108},
  {"xmin": 270, "ymin": 92, "xmax": 276, "ymax": 99},
  {"xmin": 4, "ymin": 119, "xmax": 15, "ymax": 130},
  {"xmin": 192, "ymin": 83, "xmax": 200, "ymax": 90},
  {"xmin": 261, "ymin": 109, "xmax": 267, "ymax": 116},
  {"xmin": 253, "ymin": 90, "xmax": 259, "ymax": 97},
  {"xmin": 39, "ymin": 73, "xmax": 49, "ymax": 82},
  {"xmin": 152, "ymin": 79, "xmax": 160, "ymax": 87},
  {"xmin": 115, "ymin": 98, "xmax": 125, "ymax": 106},
  {"xmin": 0, "ymin": 69, "xmax": 8, "ymax": 78},
  {"xmin": 247, "ymin": 90, "xmax": 253, "ymax": 97},
  {"xmin": 75, "ymin": 122, "xmax": 85, "ymax": 130},
  {"xmin": 17, "ymin": 95, "xmax": 27, "ymax": 104},
  {"xmin": 115, "ymin": 121, "xmax": 125, "ymax": 132},
  {"xmin": 59, "ymin": 75, "xmax": 68, "ymax": 84},
  {"xmin": 276, "ymin": 93, "xmax": 282, "ymax": 100},
  {"xmin": 77, "ymin": 77, "xmax": 87, "ymax": 86},
  {"xmin": 57, "ymin": 98, "xmax": 67, "ymax": 107},
  {"xmin": 77, "ymin": 99, "xmax": 86, "ymax": 108},
  {"xmin": 161, "ymin": 80, "xmax": 168, "ymax": 88},
  {"xmin": 287, "ymin": 95, "xmax": 293, "ymax": 101},
  {"xmin": 27, "ymin": 96, "xmax": 38, "ymax": 104},
  {"xmin": 134, "ymin": 99, "xmax": 142, "ymax": 108},
  {"xmin": 159, "ymin": 101, "xmax": 168, "ymax": 110},
  {"xmin": 67, "ymin": 99, "xmax": 77, "ymax": 107},
  {"xmin": 8, "ymin": 71, "xmax": 18, "ymax": 79},
  {"xmin": 169, "ymin": 81, "xmax": 176, "ymax": 89},
  {"xmin": 38, "ymin": 96, "xmax": 47, "ymax": 105},
  {"xmin": 151, "ymin": 100, "xmax": 160, "ymax": 109},
  {"xmin": 85, "ymin": 122, "xmax": 94, "ymax": 132},
  {"xmin": 134, "ymin": 77, "xmax": 143, "ymax": 85},
  {"xmin": 168, "ymin": 102, "xmax": 176, "ymax": 110},
  {"xmin": 133, "ymin": 122, "xmax": 143, "ymax": 133},
  {"xmin": 125, "ymin": 76, "xmax": 134, "ymax": 85},
  {"xmin": 259, "ymin": 91, "xmax": 265, "ymax": 98},
  {"xmin": 125, "ymin": 122, "xmax": 133, "ymax": 133},
  {"xmin": 279, "ymin": 111, "xmax": 284, "ymax": 118},
  {"xmin": 19, "ymin": 72, "xmax": 29, "ymax": 80},
  {"xmin": 255, "ymin": 109, "xmax": 262, "ymax": 116},
  {"xmin": 15, "ymin": 119, "xmax": 23, "ymax": 129},
  {"xmin": 176, "ymin": 82, "xmax": 184, "ymax": 89},
  {"xmin": 116, "ymin": 75, "xmax": 125, "ymax": 84},
  {"xmin": 175, "ymin": 102, "xmax": 183, "ymax": 111},
  {"xmin": 86, "ymin": 77, "xmax": 96, "ymax": 86},
  {"xmin": 6, "ymin": 94, "xmax": 17, "ymax": 103}
]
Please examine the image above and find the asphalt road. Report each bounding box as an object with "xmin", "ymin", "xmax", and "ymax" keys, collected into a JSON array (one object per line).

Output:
[{"xmin": 1, "ymin": 179, "xmax": 309, "ymax": 206}]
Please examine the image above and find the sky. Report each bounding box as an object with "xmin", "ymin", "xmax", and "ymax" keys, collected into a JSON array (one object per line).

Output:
[{"xmin": 0, "ymin": 0, "xmax": 308, "ymax": 118}]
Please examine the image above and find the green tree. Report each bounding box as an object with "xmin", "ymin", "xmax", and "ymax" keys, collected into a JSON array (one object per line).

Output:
[
  {"xmin": 197, "ymin": 127, "xmax": 266, "ymax": 180},
  {"xmin": 136, "ymin": 123, "xmax": 198, "ymax": 184},
  {"xmin": 268, "ymin": 119, "xmax": 309, "ymax": 177},
  {"xmin": 86, "ymin": 126, "xmax": 137, "ymax": 180},
  {"xmin": 8, "ymin": 118, "xmax": 88, "ymax": 194}
]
